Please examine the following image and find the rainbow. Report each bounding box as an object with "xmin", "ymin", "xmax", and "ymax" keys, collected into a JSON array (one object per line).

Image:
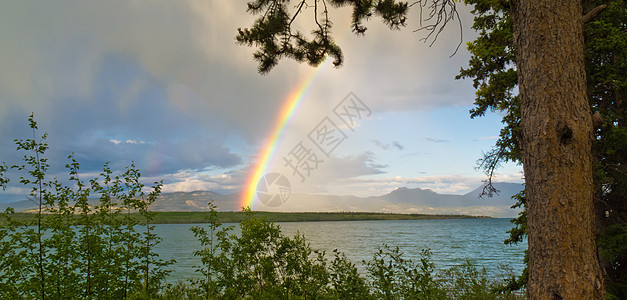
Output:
[{"xmin": 240, "ymin": 61, "xmax": 331, "ymax": 209}]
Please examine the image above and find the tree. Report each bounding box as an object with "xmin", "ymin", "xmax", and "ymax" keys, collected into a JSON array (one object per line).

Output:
[
  {"xmin": 510, "ymin": 1, "xmax": 604, "ymax": 298},
  {"xmin": 237, "ymin": 0, "xmax": 616, "ymax": 298},
  {"xmin": 458, "ymin": 0, "xmax": 625, "ymax": 297}
]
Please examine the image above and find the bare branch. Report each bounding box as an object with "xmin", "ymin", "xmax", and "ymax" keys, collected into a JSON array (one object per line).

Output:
[
  {"xmin": 476, "ymin": 145, "xmax": 507, "ymax": 198},
  {"xmin": 412, "ymin": 0, "xmax": 463, "ymax": 57}
]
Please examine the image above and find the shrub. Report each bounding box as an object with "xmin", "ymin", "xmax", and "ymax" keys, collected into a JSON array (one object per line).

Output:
[{"xmin": 0, "ymin": 115, "xmax": 172, "ymax": 299}]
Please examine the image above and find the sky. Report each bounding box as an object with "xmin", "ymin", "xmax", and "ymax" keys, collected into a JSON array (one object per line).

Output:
[{"xmin": 0, "ymin": 0, "xmax": 523, "ymax": 208}]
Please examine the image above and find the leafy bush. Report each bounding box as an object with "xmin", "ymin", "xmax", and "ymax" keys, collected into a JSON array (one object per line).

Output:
[
  {"xmin": 366, "ymin": 245, "xmax": 445, "ymax": 299},
  {"xmin": 189, "ymin": 206, "xmax": 371, "ymax": 299},
  {"xmin": 188, "ymin": 203, "xmax": 523, "ymax": 299},
  {"xmin": 0, "ymin": 115, "xmax": 172, "ymax": 299}
]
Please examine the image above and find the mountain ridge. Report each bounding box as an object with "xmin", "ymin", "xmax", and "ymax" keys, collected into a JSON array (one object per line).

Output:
[{"xmin": 0, "ymin": 182, "xmax": 523, "ymax": 218}]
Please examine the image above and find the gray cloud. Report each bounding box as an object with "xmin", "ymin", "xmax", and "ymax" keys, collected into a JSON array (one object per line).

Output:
[
  {"xmin": 0, "ymin": 1, "xmax": 298, "ymax": 142},
  {"xmin": 0, "ymin": 0, "xmax": 287, "ymax": 189},
  {"xmin": 392, "ymin": 141, "xmax": 404, "ymax": 150}
]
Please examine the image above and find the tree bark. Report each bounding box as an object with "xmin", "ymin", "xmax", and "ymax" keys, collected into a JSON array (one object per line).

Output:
[{"xmin": 511, "ymin": 0, "xmax": 605, "ymax": 299}]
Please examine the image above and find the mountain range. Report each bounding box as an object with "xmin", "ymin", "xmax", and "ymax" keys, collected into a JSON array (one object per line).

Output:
[{"xmin": 0, "ymin": 182, "xmax": 523, "ymax": 217}]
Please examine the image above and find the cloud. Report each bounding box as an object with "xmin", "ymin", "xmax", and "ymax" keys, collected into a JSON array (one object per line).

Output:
[
  {"xmin": 125, "ymin": 140, "xmax": 145, "ymax": 145},
  {"xmin": 403, "ymin": 152, "xmax": 431, "ymax": 157},
  {"xmin": 424, "ymin": 137, "xmax": 449, "ymax": 143},
  {"xmin": 316, "ymin": 3, "xmax": 478, "ymax": 113},
  {"xmin": 159, "ymin": 169, "xmax": 243, "ymax": 194},
  {"xmin": 0, "ymin": 1, "xmax": 301, "ymax": 141},
  {"xmin": 110, "ymin": 139, "xmax": 145, "ymax": 145},
  {"xmin": 371, "ymin": 139, "xmax": 390, "ymax": 150},
  {"xmin": 279, "ymin": 151, "xmax": 388, "ymax": 194},
  {"xmin": 97, "ymin": 137, "xmax": 242, "ymax": 177},
  {"xmin": 371, "ymin": 139, "xmax": 404, "ymax": 151},
  {"xmin": 392, "ymin": 141, "xmax": 404, "ymax": 150}
]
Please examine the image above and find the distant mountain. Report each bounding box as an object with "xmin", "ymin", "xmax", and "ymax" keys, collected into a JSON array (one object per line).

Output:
[
  {"xmin": 274, "ymin": 182, "xmax": 523, "ymax": 217},
  {"xmin": 379, "ymin": 183, "xmax": 522, "ymax": 208},
  {"xmin": 0, "ymin": 191, "xmax": 240, "ymax": 213},
  {"xmin": 0, "ymin": 199, "xmax": 38, "ymax": 212},
  {"xmin": 0, "ymin": 182, "xmax": 524, "ymax": 218},
  {"xmin": 148, "ymin": 190, "xmax": 237, "ymax": 211}
]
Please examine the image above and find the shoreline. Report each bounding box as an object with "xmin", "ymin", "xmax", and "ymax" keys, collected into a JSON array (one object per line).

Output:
[{"xmin": 1, "ymin": 211, "xmax": 491, "ymax": 225}]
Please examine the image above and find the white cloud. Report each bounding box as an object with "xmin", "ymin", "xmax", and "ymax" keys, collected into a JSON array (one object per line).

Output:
[
  {"xmin": 125, "ymin": 139, "xmax": 145, "ymax": 145},
  {"xmin": 110, "ymin": 139, "xmax": 145, "ymax": 145},
  {"xmin": 159, "ymin": 169, "xmax": 242, "ymax": 194}
]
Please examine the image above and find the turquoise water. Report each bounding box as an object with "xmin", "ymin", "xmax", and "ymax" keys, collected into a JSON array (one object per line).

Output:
[{"xmin": 153, "ymin": 218, "xmax": 527, "ymax": 281}]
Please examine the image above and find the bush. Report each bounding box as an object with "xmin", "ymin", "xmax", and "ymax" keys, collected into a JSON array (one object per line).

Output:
[
  {"xmin": 189, "ymin": 207, "xmax": 371, "ymax": 299},
  {"xmin": 366, "ymin": 245, "xmax": 446, "ymax": 299},
  {"xmin": 0, "ymin": 115, "xmax": 172, "ymax": 299}
]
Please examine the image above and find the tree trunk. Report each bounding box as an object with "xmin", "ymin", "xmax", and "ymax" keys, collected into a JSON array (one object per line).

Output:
[{"xmin": 511, "ymin": 0, "xmax": 605, "ymax": 299}]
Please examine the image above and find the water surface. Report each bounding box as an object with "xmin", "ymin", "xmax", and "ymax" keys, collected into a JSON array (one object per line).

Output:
[{"xmin": 153, "ymin": 218, "xmax": 526, "ymax": 281}]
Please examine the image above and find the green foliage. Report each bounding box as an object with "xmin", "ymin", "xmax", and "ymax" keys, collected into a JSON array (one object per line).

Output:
[
  {"xmin": 441, "ymin": 261, "xmax": 520, "ymax": 300},
  {"xmin": 327, "ymin": 249, "xmax": 371, "ymax": 299},
  {"xmin": 189, "ymin": 201, "xmax": 231, "ymax": 298},
  {"xmin": 585, "ymin": 9, "xmax": 627, "ymax": 296},
  {"xmin": 366, "ymin": 245, "xmax": 446, "ymax": 299},
  {"xmin": 455, "ymin": 3, "xmax": 528, "ymax": 292},
  {"xmin": 236, "ymin": 0, "xmax": 408, "ymax": 73},
  {"xmin": 0, "ymin": 115, "xmax": 172, "ymax": 299},
  {"xmin": 189, "ymin": 207, "xmax": 337, "ymax": 298}
]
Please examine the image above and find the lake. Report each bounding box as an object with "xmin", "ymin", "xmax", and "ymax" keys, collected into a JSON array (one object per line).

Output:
[{"xmin": 154, "ymin": 218, "xmax": 527, "ymax": 281}]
